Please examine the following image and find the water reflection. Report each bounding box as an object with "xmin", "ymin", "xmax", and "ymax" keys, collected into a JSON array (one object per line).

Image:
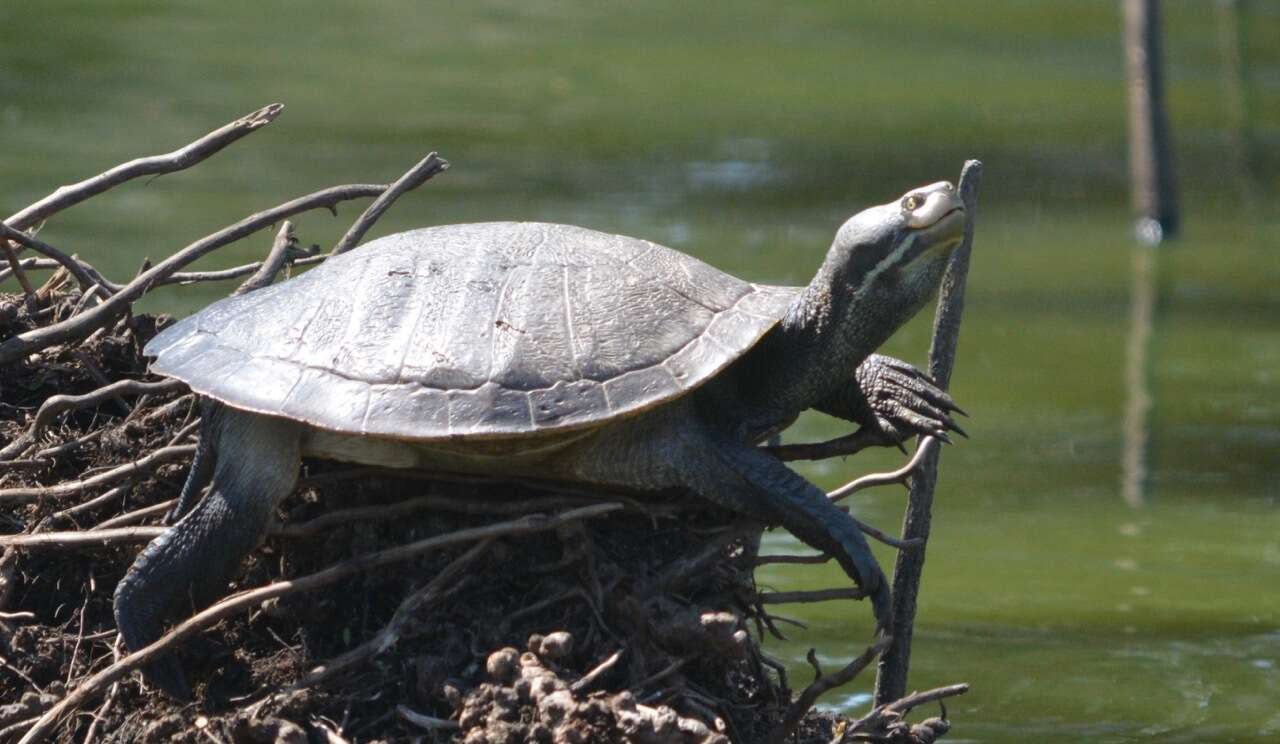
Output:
[{"xmin": 1122, "ymin": 244, "xmax": 1156, "ymax": 507}]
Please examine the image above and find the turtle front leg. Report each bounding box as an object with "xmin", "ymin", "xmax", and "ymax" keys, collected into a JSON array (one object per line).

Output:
[
  {"xmin": 814, "ymin": 354, "xmax": 966, "ymax": 447},
  {"xmin": 113, "ymin": 406, "xmax": 301, "ymax": 698}
]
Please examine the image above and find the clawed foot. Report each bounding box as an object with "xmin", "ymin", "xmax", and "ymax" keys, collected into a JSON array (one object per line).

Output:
[{"xmin": 856, "ymin": 354, "xmax": 967, "ymax": 447}]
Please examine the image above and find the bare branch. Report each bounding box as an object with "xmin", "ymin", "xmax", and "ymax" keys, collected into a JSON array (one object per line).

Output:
[
  {"xmin": 0, "ymin": 492, "xmax": 610, "ymax": 548},
  {"xmin": 753, "ymin": 553, "xmax": 831, "ymax": 566},
  {"xmin": 18, "ymin": 503, "xmax": 623, "ymax": 744},
  {"xmin": 879, "ymin": 683, "xmax": 969, "ymax": 717},
  {"xmin": 0, "ymin": 378, "xmax": 184, "ymax": 462},
  {"xmin": 49, "ymin": 485, "xmax": 129, "ymax": 524},
  {"xmin": 1, "ymin": 241, "xmax": 36, "ymax": 299},
  {"xmin": 0, "ymin": 256, "xmax": 47, "ymax": 286},
  {"xmin": 93, "ymin": 499, "xmax": 175, "ymax": 530},
  {"xmin": 0, "ymin": 525, "xmax": 160, "ymax": 549},
  {"xmin": 764, "ymin": 427, "xmax": 896, "ymax": 462},
  {"xmin": 846, "ymin": 683, "xmax": 969, "ymax": 741},
  {"xmin": 0, "ymin": 223, "xmax": 120, "ymax": 295},
  {"xmin": 571, "ymin": 648, "xmax": 625, "ymax": 694},
  {"xmin": 396, "ymin": 705, "xmax": 460, "ymax": 732},
  {"xmin": 331, "ymin": 153, "xmax": 450, "ymax": 256},
  {"xmin": 0, "ymin": 182, "xmax": 401, "ymax": 364},
  {"xmin": 850, "ymin": 516, "xmax": 922, "ymax": 551},
  {"xmin": 295, "ymin": 539, "xmax": 490, "ymax": 687},
  {"xmin": 4, "ymin": 104, "xmax": 283, "ymax": 233},
  {"xmin": 757, "ymin": 587, "xmax": 867, "ymax": 604},
  {"xmin": 827, "ymin": 438, "xmax": 939, "ymax": 503},
  {"xmin": 233, "ymin": 221, "xmax": 302, "ymax": 295},
  {"xmin": 0, "ymin": 444, "xmax": 194, "ymax": 504},
  {"xmin": 767, "ymin": 637, "xmax": 891, "ymax": 744}
]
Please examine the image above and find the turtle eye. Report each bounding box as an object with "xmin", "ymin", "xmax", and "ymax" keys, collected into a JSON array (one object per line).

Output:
[{"xmin": 902, "ymin": 194, "xmax": 923, "ymax": 211}]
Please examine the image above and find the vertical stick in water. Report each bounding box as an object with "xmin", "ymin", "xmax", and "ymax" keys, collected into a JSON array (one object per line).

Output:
[
  {"xmin": 874, "ymin": 160, "xmax": 982, "ymax": 706},
  {"xmin": 1124, "ymin": 0, "xmax": 1179, "ymax": 244}
]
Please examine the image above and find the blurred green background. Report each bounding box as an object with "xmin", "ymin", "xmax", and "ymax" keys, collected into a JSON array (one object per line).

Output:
[{"xmin": 3, "ymin": 1, "xmax": 1278, "ymax": 741}]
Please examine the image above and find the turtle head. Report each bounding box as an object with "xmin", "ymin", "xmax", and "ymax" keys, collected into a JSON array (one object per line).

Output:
[{"xmin": 826, "ymin": 180, "xmax": 965, "ymax": 318}]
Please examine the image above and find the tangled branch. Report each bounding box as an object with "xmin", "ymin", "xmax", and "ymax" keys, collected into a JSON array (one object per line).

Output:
[{"xmin": 18, "ymin": 504, "xmax": 622, "ymax": 744}]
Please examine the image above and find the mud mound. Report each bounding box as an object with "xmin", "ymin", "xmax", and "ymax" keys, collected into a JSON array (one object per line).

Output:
[{"xmin": 0, "ymin": 289, "xmax": 957, "ymax": 743}]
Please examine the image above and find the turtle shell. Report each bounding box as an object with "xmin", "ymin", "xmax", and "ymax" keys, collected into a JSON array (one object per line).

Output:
[{"xmin": 146, "ymin": 222, "xmax": 797, "ymax": 440}]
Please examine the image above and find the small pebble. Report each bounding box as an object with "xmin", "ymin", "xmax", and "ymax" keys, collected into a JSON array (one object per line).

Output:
[
  {"xmin": 485, "ymin": 648, "xmax": 519, "ymax": 682},
  {"xmin": 537, "ymin": 631, "xmax": 574, "ymax": 660}
]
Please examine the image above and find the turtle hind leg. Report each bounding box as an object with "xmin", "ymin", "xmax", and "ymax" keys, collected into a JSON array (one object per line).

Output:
[
  {"xmin": 113, "ymin": 408, "xmax": 301, "ymax": 698},
  {"xmin": 165, "ymin": 399, "xmax": 219, "ymax": 525},
  {"xmin": 698, "ymin": 436, "xmax": 891, "ymax": 626}
]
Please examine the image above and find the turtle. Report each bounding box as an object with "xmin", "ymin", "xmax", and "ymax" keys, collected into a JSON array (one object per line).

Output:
[{"xmin": 115, "ymin": 179, "xmax": 968, "ymax": 697}]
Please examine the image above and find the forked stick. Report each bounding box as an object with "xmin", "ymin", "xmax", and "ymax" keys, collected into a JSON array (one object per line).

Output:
[{"xmin": 767, "ymin": 637, "xmax": 892, "ymax": 744}]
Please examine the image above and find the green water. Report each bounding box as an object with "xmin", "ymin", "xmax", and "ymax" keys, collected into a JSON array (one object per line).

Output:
[{"xmin": 3, "ymin": 2, "xmax": 1278, "ymax": 740}]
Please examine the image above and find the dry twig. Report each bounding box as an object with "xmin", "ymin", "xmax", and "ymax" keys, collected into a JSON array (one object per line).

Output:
[
  {"xmin": 1, "ymin": 492, "xmax": 615, "ymax": 549},
  {"xmin": 757, "ymin": 587, "xmax": 867, "ymax": 604},
  {"xmin": 232, "ymin": 221, "xmax": 304, "ymax": 295},
  {"xmin": 4, "ymin": 104, "xmax": 283, "ymax": 234},
  {"xmin": 331, "ymin": 153, "xmax": 450, "ymax": 255},
  {"xmin": 0, "ymin": 155, "xmax": 446, "ymax": 365},
  {"xmin": 2, "ymin": 240, "xmax": 36, "ymax": 299},
  {"xmin": 0, "ymin": 378, "xmax": 184, "ymax": 461},
  {"xmin": 844, "ymin": 683, "xmax": 969, "ymax": 742},
  {"xmin": 768, "ymin": 637, "xmax": 892, "ymax": 744},
  {"xmin": 570, "ymin": 648, "xmax": 625, "ymax": 694},
  {"xmin": 764, "ymin": 427, "xmax": 898, "ymax": 462},
  {"xmin": 827, "ymin": 438, "xmax": 939, "ymax": 504},
  {"xmin": 0, "ymin": 445, "xmax": 194, "ymax": 504},
  {"xmin": 0, "ymin": 223, "xmax": 117, "ymax": 296},
  {"xmin": 395, "ymin": 705, "xmax": 460, "ymax": 732},
  {"xmin": 295, "ymin": 539, "xmax": 491, "ymax": 687}
]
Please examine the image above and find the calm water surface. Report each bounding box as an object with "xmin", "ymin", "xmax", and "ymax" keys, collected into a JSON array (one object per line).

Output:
[{"xmin": 3, "ymin": 3, "xmax": 1277, "ymax": 741}]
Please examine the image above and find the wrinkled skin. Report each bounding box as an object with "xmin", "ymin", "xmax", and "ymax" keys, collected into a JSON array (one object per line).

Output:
[{"xmin": 115, "ymin": 181, "xmax": 968, "ymax": 698}]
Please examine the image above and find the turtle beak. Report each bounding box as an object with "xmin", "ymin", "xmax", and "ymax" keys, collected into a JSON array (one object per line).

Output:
[{"xmin": 908, "ymin": 183, "xmax": 965, "ymax": 251}]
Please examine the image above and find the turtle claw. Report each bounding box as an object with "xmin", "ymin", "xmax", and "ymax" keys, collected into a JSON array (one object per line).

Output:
[{"xmin": 857, "ymin": 354, "xmax": 970, "ymax": 445}]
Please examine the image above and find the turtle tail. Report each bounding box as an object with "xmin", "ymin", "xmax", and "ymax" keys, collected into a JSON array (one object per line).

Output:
[{"xmin": 112, "ymin": 407, "xmax": 301, "ymax": 698}]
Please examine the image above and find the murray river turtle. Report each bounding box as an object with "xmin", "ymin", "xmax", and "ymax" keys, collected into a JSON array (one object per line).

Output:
[{"xmin": 115, "ymin": 180, "xmax": 968, "ymax": 697}]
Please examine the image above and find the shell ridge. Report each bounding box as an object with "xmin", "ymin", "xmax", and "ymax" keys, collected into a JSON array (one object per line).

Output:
[
  {"xmin": 486, "ymin": 225, "xmax": 548, "ymax": 384},
  {"xmin": 390, "ymin": 248, "xmax": 427, "ymax": 384},
  {"xmin": 560, "ymin": 265, "xmax": 580, "ymax": 377}
]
